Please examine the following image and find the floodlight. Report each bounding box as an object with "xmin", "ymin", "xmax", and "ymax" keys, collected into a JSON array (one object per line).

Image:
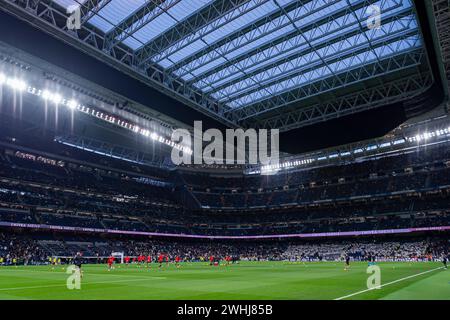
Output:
[
  {"xmin": 67, "ymin": 99, "xmax": 78, "ymax": 109},
  {"xmin": 6, "ymin": 78, "xmax": 27, "ymax": 91}
]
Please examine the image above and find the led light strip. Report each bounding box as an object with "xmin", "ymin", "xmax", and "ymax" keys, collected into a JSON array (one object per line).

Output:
[
  {"xmin": 256, "ymin": 127, "xmax": 450, "ymax": 175},
  {"xmin": 0, "ymin": 73, "xmax": 193, "ymax": 155},
  {"xmin": 406, "ymin": 128, "xmax": 450, "ymax": 142}
]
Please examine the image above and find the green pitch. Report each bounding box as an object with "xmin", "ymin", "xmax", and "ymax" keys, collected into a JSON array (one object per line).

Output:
[{"xmin": 0, "ymin": 262, "xmax": 448, "ymax": 300}]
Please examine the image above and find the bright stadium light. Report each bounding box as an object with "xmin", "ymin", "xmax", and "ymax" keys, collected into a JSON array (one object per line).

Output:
[
  {"xmin": 41, "ymin": 90, "xmax": 63, "ymax": 104},
  {"xmin": 6, "ymin": 78, "xmax": 27, "ymax": 91},
  {"xmin": 67, "ymin": 99, "xmax": 78, "ymax": 109},
  {"xmin": 0, "ymin": 71, "xmax": 189, "ymax": 156},
  {"xmin": 150, "ymin": 132, "xmax": 159, "ymax": 141},
  {"xmin": 41, "ymin": 90, "xmax": 51, "ymax": 100},
  {"xmin": 52, "ymin": 94, "xmax": 62, "ymax": 104}
]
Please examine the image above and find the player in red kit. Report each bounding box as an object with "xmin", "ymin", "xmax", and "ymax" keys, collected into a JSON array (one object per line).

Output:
[
  {"xmin": 146, "ymin": 255, "xmax": 152, "ymax": 268},
  {"xmin": 158, "ymin": 254, "xmax": 164, "ymax": 268},
  {"xmin": 209, "ymin": 255, "xmax": 214, "ymax": 266},
  {"xmin": 107, "ymin": 256, "xmax": 114, "ymax": 271},
  {"xmin": 175, "ymin": 256, "xmax": 181, "ymax": 268},
  {"xmin": 124, "ymin": 256, "xmax": 130, "ymax": 266}
]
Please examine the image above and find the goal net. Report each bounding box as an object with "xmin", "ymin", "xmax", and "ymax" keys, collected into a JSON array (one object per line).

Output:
[{"xmin": 111, "ymin": 252, "xmax": 124, "ymax": 264}]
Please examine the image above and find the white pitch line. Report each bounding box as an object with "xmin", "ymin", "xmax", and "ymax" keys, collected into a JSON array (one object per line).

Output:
[
  {"xmin": 0, "ymin": 276, "xmax": 166, "ymax": 292},
  {"xmin": 334, "ymin": 266, "xmax": 444, "ymax": 300}
]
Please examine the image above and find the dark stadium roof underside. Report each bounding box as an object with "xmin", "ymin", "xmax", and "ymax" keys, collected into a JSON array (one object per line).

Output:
[{"xmin": 0, "ymin": 0, "xmax": 433, "ymax": 130}]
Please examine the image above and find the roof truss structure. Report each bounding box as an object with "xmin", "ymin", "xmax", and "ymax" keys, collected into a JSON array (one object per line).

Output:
[{"xmin": 0, "ymin": 0, "xmax": 433, "ymax": 131}]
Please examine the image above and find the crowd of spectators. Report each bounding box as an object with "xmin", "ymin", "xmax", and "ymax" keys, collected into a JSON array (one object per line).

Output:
[
  {"xmin": 0, "ymin": 135, "xmax": 448, "ymax": 237},
  {"xmin": 0, "ymin": 232, "xmax": 447, "ymax": 265}
]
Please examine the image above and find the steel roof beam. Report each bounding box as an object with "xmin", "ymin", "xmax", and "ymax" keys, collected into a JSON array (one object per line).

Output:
[
  {"xmin": 103, "ymin": 0, "xmax": 179, "ymax": 52},
  {"xmin": 228, "ymin": 49, "xmax": 427, "ymax": 121},
  {"xmin": 164, "ymin": 0, "xmax": 317, "ymax": 75},
  {"xmin": 219, "ymin": 29, "xmax": 420, "ymax": 106},
  {"xmin": 204, "ymin": 10, "xmax": 414, "ymax": 100},
  {"xmin": 135, "ymin": 0, "xmax": 256, "ymax": 68},
  {"xmin": 241, "ymin": 72, "xmax": 433, "ymax": 130},
  {"xmin": 171, "ymin": 0, "xmax": 380, "ymax": 79},
  {"xmin": 79, "ymin": 0, "xmax": 112, "ymax": 26}
]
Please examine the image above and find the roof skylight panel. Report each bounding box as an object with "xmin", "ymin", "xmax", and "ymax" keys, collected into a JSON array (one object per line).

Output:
[
  {"xmin": 202, "ymin": 1, "xmax": 279, "ymax": 45},
  {"xmin": 122, "ymin": 12, "xmax": 177, "ymax": 48},
  {"xmin": 228, "ymin": 36, "xmax": 421, "ymax": 107},
  {"xmin": 168, "ymin": 0, "xmax": 213, "ymax": 21},
  {"xmin": 195, "ymin": 70, "xmax": 247, "ymax": 90},
  {"xmin": 88, "ymin": 0, "xmax": 146, "ymax": 33},
  {"xmin": 236, "ymin": 42, "xmax": 418, "ymax": 106},
  {"xmin": 190, "ymin": 58, "xmax": 228, "ymax": 77},
  {"xmin": 291, "ymin": 0, "xmax": 347, "ymax": 28},
  {"xmin": 221, "ymin": 25, "xmax": 420, "ymax": 101},
  {"xmin": 168, "ymin": 39, "xmax": 208, "ymax": 64},
  {"xmin": 224, "ymin": 24, "xmax": 295, "ymax": 61},
  {"xmin": 179, "ymin": 19, "xmax": 292, "ymax": 77},
  {"xmin": 198, "ymin": 16, "xmax": 364, "ymax": 91},
  {"xmin": 230, "ymin": 65, "xmax": 330, "ymax": 106},
  {"xmin": 172, "ymin": 2, "xmax": 276, "ymax": 69},
  {"xmin": 178, "ymin": 22, "xmax": 292, "ymax": 80},
  {"xmin": 195, "ymin": 0, "xmax": 414, "ymax": 91},
  {"xmin": 158, "ymin": 59, "xmax": 173, "ymax": 69},
  {"xmin": 120, "ymin": 0, "xmax": 212, "ymax": 51},
  {"xmin": 200, "ymin": 38, "xmax": 308, "ymax": 91},
  {"xmin": 152, "ymin": 0, "xmax": 273, "ymax": 63},
  {"xmin": 214, "ymin": 51, "xmax": 319, "ymax": 100},
  {"xmin": 183, "ymin": 1, "xmax": 352, "ymax": 80},
  {"xmin": 53, "ymin": 0, "xmax": 88, "ymax": 9},
  {"xmin": 121, "ymin": 36, "xmax": 144, "ymax": 50},
  {"xmin": 178, "ymin": 0, "xmax": 342, "ymax": 77}
]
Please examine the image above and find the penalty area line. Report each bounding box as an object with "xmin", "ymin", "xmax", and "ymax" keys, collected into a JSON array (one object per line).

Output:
[{"xmin": 334, "ymin": 266, "xmax": 444, "ymax": 300}]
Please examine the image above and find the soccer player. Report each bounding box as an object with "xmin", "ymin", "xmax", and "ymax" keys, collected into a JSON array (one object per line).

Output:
[
  {"xmin": 51, "ymin": 257, "xmax": 57, "ymax": 270},
  {"xmin": 443, "ymin": 255, "xmax": 448, "ymax": 269},
  {"xmin": 344, "ymin": 254, "xmax": 350, "ymax": 271},
  {"xmin": 107, "ymin": 256, "xmax": 115, "ymax": 271},
  {"xmin": 209, "ymin": 255, "xmax": 214, "ymax": 266},
  {"xmin": 124, "ymin": 256, "xmax": 130, "ymax": 266},
  {"xmin": 175, "ymin": 256, "xmax": 181, "ymax": 268},
  {"xmin": 158, "ymin": 253, "xmax": 164, "ymax": 268},
  {"xmin": 137, "ymin": 255, "xmax": 142, "ymax": 268},
  {"xmin": 146, "ymin": 255, "xmax": 152, "ymax": 268},
  {"xmin": 73, "ymin": 252, "xmax": 83, "ymax": 279},
  {"xmin": 367, "ymin": 253, "xmax": 373, "ymax": 266}
]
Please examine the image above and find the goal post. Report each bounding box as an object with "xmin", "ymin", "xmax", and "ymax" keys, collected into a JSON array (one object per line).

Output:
[{"xmin": 111, "ymin": 252, "xmax": 124, "ymax": 264}]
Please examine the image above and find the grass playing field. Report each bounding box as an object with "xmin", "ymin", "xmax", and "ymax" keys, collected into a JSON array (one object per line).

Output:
[{"xmin": 0, "ymin": 261, "xmax": 448, "ymax": 300}]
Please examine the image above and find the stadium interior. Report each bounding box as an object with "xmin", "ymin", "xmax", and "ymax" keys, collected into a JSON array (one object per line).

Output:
[{"xmin": 0, "ymin": 0, "xmax": 448, "ymax": 301}]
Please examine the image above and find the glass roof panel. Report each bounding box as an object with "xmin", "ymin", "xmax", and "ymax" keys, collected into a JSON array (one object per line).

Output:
[{"xmin": 81, "ymin": 0, "xmax": 424, "ymax": 110}]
